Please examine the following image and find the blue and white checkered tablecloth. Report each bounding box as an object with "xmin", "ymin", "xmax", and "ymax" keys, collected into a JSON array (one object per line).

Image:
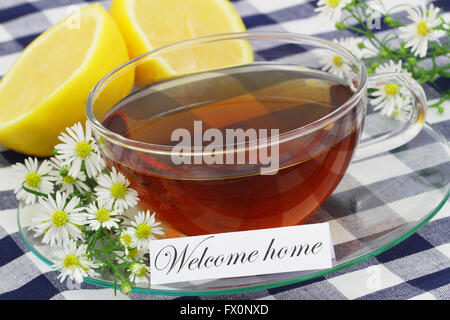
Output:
[{"xmin": 0, "ymin": 0, "xmax": 449, "ymax": 300}]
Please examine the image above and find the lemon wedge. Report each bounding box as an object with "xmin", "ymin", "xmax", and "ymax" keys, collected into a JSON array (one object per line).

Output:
[
  {"xmin": 0, "ymin": 4, "xmax": 133, "ymax": 156},
  {"xmin": 110, "ymin": 0, "xmax": 253, "ymax": 86}
]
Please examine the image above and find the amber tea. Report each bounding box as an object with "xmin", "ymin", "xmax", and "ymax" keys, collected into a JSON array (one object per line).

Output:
[{"xmin": 102, "ymin": 65, "xmax": 360, "ymax": 236}]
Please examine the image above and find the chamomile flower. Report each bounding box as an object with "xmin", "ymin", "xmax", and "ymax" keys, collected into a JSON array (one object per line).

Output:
[
  {"xmin": 95, "ymin": 167, "xmax": 139, "ymax": 211},
  {"xmin": 334, "ymin": 37, "xmax": 376, "ymax": 59},
  {"xmin": 53, "ymin": 240, "xmax": 100, "ymax": 284},
  {"xmin": 55, "ymin": 121, "xmax": 105, "ymax": 178},
  {"xmin": 118, "ymin": 229, "xmax": 138, "ymax": 255},
  {"xmin": 390, "ymin": 98, "xmax": 412, "ymax": 122},
  {"xmin": 85, "ymin": 201, "xmax": 121, "ymax": 231},
  {"xmin": 128, "ymin": 262, "xmax": 150, "ymax": 284},
  {"xmin": 370, "ymin": 86, "xmax": 411, "ymax": 121},
  {"xmin": 314, "ymin": 0, "xmax": 352, "ymax": 24},
  {"xmin": 49, "ymin": 158, "xmax": 90, "ymax": 194},
  {"xmin": 32, "ymin": 192, "xmax": 86, "ymax": 246},
  {"xmin": 12, "ymin": 158, "xmax": 54, "ymax": 205},
  {"xmin": 399, "ymin": 4, "xmax": 441, "ymax": 58},
  {"xmin": 319, "ymin": 38, "xmax": 353, "ymax": 79},
  {"xmin": 115, "ymin": 246, "xmax": 146, "ymax": 264},
  {"xmin": 375, "ymin": 60, "xmax": 412, "ymax": 77},
  {"xmin": 370, "ymin": 84, "xmax": 411, "ymax": 117},
  {"xmin": 335, "ymin": 37, "xmax": 359, "ymax": 52},
  {"xmin": 370, "ymin": 60, "xmax": 412, "ymax": 120},
  {"xmin": 130, "ymin": 210, "xmax": 164, "ymax": 251}
]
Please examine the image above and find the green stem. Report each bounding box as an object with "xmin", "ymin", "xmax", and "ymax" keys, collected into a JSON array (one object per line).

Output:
[
  {"xmin": 429, "ymin": 93, "xmax": 450, "ymax": 113},
  {"xmin": 21, "ymin": 184, "xmax": 48, "ymax": 198},
  {"xmin": 98, "ymin": 238, "xmax": 129, "ymax": 287}
]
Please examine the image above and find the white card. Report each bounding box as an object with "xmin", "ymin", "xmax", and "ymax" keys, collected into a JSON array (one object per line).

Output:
[{"xmin": 149, "ymin": 223, "xmax": 334, "ymax": 285}]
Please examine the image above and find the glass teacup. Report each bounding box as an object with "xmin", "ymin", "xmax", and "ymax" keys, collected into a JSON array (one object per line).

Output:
[{"xmin": 86, "ymin": 32, "xmax": 426, "ymax": 236}]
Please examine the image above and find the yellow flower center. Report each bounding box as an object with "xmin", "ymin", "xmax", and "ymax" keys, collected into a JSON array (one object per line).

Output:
[
  {"xmin": 127, "ymin": 247, "xmax": 139, "ymax": 259},
  {"xmin": 63, "ymin": 254, "xmax": 79, "ymax": 268},
  {"xmin": 131, "ymin": 263, "xmax": 147, "ymax": 277},
  {"xmin": 110, "ymin": 183, "xmax": 127, "ymax": 199},
  {"xmin": 63, "ymin": 175, "xmax": 76, "ymax": 184},
  {"xmin": 75, "ymin": 141, "xmax": 92, "ymax": 159},
  {"xmin": 136, "ymin": 223, "xmax": 151, "ymax": 239},
  {"xmin": 332, "ymin": 55, "xmax": 343, "ymax": 66},
  {"xmin": 384, "ymin": 83, "xmax": 400, "ymax": 97},
  {"xmin": 96, "ymin": 208, "xmax": 110, "ymax": 222},
  {"xmin": 136, "ymin": 266, "xmax": 147, "ymax": 277},
  {"xmin": 52, "ymin": 210, "xmax": 68, "ymax": 227},
  {"xmin": 416, "ymin": 21, "xmax": 429, "ymax": 36},
  {"xmin": 25, "ymin": 172, "xmax": 41, "ymax": 188},
  {"xmin": 120, "ymin": 233, "xmax": 132, "ymax": 246},
  {"xmin": 328, "ymin": 0, "xmax": 341, "ymax": 8}
]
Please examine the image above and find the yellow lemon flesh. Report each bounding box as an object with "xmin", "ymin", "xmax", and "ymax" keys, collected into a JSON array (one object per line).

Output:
[
  {"xmin": 0, "ymin": 4, "xmax": 133, "ymax": 156},
  {"xmin": 110, "ymin": 0, "xmax": 253, "ymax": 87}
]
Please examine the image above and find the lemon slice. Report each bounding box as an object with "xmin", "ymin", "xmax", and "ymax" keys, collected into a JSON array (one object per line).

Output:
[
  {"xmin": 0, "ymin": 4, "xmax": 133, "ymax": 156},
  {"xmin": 110, "ymin": 0, "xmax": 253, "ymax": 86}
]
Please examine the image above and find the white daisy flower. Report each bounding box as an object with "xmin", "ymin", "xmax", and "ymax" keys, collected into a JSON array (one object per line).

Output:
[
  {"xmin": 115, "ymin": 246, "xmax": 146, "ymax": 265},
  {"xmin": 118, "ymin": 229, "xmax": 138, "ymax": 255},
  {"xmin": 399, "ymin": 4, "xmax": 441, "ymax": 57},
  {"xmin": 49, "ymin": 158, "xmax": 90, "ymax": 194},
  {"xmin": 85, "ymin": 201, "xmax": 121, "ymax": 231},
  {"xmin": 55, "ymin": 121, "xmax": 105, "ymax": 178},
  {"xmin": 370, "ymin": 88, "xmax": 411, "ymax": 122},
  {"xmin": 130, "ymin": 210, "xmax": 164, "ymax": 251},
  {"xmin": 314, "ymin": 0, "xmax": 352, "ymax": 24},
  {"xmin": 32, "ymin": 192, "xmax": 86, "ymax": 246},
  {"xmin": 370, "ymin": 83, "xmax": 410, "ymax": 117},
  {"xmin": 95, "ymin": 167, "xmax": 139, "ymax": 211},
  {"xmin": 390, "ymin": 98, "xmax": 412, "ymax": 122},
  {"xmin": 128, "ymin": 262, "xmax": 150, "ymax": 284},
  {"xmin": 334, "ymin": 37, "xmax": 374, "ymax": 59},
  {"xmin": 12, "ymin": 158, "xmax": 54, "ymax": 205},
  {"xmin": 371, "ymin": 60, "xmax": 412, "ymax": 121},
  {"xmin": 319, "ymin": 38, "xmax": 354, "ymax": 79},
  {"xmin": 375, "ymin": 60, "xmax": 412, "ymax": 77},
  {"xmin": 53, "ymin": 240, "xmax": 100, "ymax": 284}
]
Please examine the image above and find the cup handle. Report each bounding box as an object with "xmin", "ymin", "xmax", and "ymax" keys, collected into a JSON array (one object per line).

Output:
[{"xmin": 352, "ymin": 72, "xmax": 427, "ymax": 161}]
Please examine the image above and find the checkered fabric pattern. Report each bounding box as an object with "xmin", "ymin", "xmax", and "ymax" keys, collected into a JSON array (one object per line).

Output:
[{"xmin": 0, "ymin": 0, "xmax": 449, "ymax": 300}]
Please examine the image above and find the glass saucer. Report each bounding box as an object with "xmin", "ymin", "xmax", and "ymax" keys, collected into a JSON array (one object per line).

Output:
[{"xmin": 18, "ymin": 123, "xmax": 450, "ymax": 296}]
